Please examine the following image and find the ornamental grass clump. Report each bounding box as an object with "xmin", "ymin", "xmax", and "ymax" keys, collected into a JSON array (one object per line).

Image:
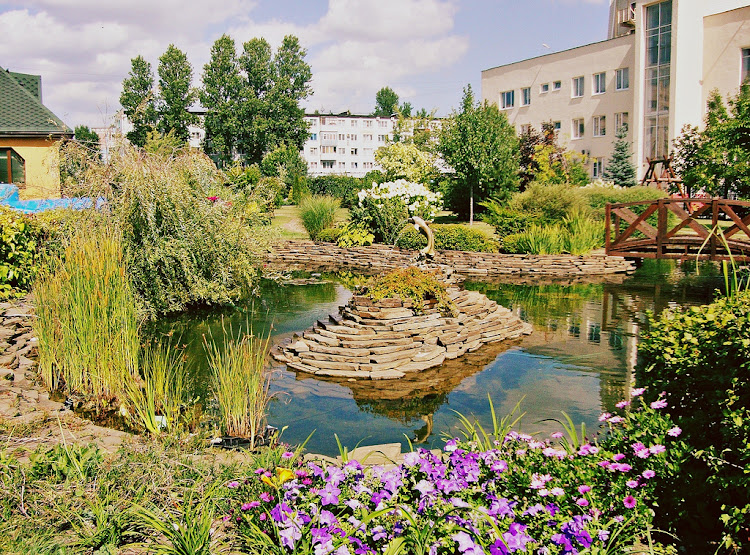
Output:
[
  {"xmin": 34, "ymin": 230, "xmax": 139, "ymax": 401},
  {"xmin": 299, "ymin": 195, "xmax": 340, "ymax": 240},
  {"xmin": 365, "ymin": 267, "xmax": 456, "ymax": 317},
  {"xmin": 204, "ymin": 326, "xmax": 273, "ymax": 447},
  {"xmin": 223, "ymin": 389, "xmax": 681, "ymax": 554}
]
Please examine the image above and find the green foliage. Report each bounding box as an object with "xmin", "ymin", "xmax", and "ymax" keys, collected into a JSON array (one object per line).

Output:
[
  {"xmin": 0, "ymin": 207, "xmax": 41, "ymax": 298},
  {"xmin": 143, "ymin": 128, "xmax": 186, "ymax": 157},
  {"xmin": 29, "ymin": 443, "xmax": 104, "ymax": 483},
  {"xmin": 502, "ymin": 216, "xmax": 604, "ymax": 255},
  {"xmin": 374, "ymin": 86, "xmax": 399, "ymax": 117},
  {"xmin": 365, "ymin": 267, "xmax": 456, "ymax": 316},
  {"xmin": 479, "ymin": 200, "xmax": 543, "ymax": 239},
  {"xmin": 350, "ymin": 196, "xmax": 409, "ymax": 245},
  {"xmin": 260, "ymin": 143, "xmax": 308, "ymax": 202},
  {"xmin": 374, "ymin": 141, "xmax": 437, "ymax": 183},
  {"xmin": 307, "ymin": 175, "xmax": 364, "ymax": 208},
  {"xmin": 299, "ymin": 195, "xmax": 340, "ymax": 240},
  {"xmin": 73, "ymin": 125, "xmax": 101, "ymax": 154},
  {"xmin": 509, "ymin": 182, "xmax": 589, "ymax": 223},
  {"xmin": 157, "ymin": 44, "xmax": 198, "ymax": 144},
  {"xmin": 395, "ymin": 223, "xmax": 498, "ymax": 252},
  {"xmin": 673, "ymin": 84, "xmax": 750, "ymax": 198},
  {"xmin": 110, "ymin": 147, "xmax": 262, "ymax": 317},
  {"xmin": 200, "ymin": 34, "xmax": 242, "ymax": 166},
  {"xmin": 34, "ymin": 230, "xmax": 140, "ymax": 400},
  {"xmin": 224, "ymin": 163, "xmax": 262, "ymax": 193},
  {"xmin": 639, "ymin": 289, "xmax": 750, "ymax": 550},
  {"xmin": 518, "ymin": 121, "xmax": 588, "ymax": 187},
  {"xmin": 603, "ymin": 124, "xmax": 636, "ymax": 187},
  {"xmin": 438, "ymin": 85, "xmax": 520, "ymax": 221},
  {"xmin": 57, "ymin": 136, "xmax": 105, "ymax": 196},
  {"xmin": 204, "ymin": 326, "xmax": 273, "ymax": 445},
  {"xmin": 580, "ymin": 184, "xmax": 667, "ymax": 216},
  {"xmin": 334, "ymin": 223, "xmax": 374, "ymax": 247},
  {"xmin": 120, "ymin": 55, "xmax": 157, "ymax": 148},
  {"xmin": 314, "ymin": 227, "xmax": 342, "ymax": 243}
]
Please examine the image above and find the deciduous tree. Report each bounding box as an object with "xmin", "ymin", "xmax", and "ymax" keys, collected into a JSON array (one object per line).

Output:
[
  {"xmin": 157, "ymin": 45, "xmax": 197, "ymax": 143},
  {"xmin": 374, "ymin": 87, "xmax": 399, "ymax": 117},
  {"xmin": 438, "ymin": 85, "xmax": 519, "ymax": 223},
  {"xmin": 120, "ymin": 56, "xmax": 157, "ymax": 148}
]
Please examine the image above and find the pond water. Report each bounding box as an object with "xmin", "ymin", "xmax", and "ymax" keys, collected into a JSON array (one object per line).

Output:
[{"xmin": 147, "ymin": 260, "xmax": 726, "ymax": 456}]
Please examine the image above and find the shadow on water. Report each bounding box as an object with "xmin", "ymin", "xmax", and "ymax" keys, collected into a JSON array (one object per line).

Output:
[{"xmin": 145, "ymin": 260, "xmax": 726, "ymax": 457}]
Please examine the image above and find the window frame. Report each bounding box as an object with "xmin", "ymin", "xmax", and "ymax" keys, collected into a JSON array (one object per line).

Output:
[
  {"xmin": 553, "ymin": 80, "xmax": 562, "ymax": 91},
  {"xmin": 615, "ymin": 67, "xmax": 630, "ymax": 91},
  {"xmin": 593, "ymin": 115, "xmax": 606, "ymax": 137},
  {"xmin": 500, "ymin": 90, "xmax": 515, "ymax": 109},
  {"xmin": 0, "ymin": 148, "xmax": 25, "ymax": 185},
  {"xmin": 593, "ymin": 72, "xmax": 606, "ymax": 95},
  {"xmin": 572, "ymin": 76, "xmax": 584, "ymax": 98},
  {"xmin": 540, "ymin": 83, "xmax": 550, "ymax": 94},
  {"xmin": 521, "ymin": 87, "xmax": 531, "ymax": 106},
  {"xmin": 572, "ymin": 118, "xmax": 585, "ymax": 139},
  {"xmin": 592, "ymin": 157, "xmax": 604, "ymax": 179}
]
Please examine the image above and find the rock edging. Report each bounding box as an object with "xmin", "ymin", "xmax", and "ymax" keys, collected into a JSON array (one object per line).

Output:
[{"xmin": 264, "ymin": 241, "xmax": 636, "ymax": 278}]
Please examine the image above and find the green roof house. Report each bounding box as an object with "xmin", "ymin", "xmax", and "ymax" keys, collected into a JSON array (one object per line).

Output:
[{"xmin": 0, "ymin": 66, "xmax": 73, "ymax": 198}]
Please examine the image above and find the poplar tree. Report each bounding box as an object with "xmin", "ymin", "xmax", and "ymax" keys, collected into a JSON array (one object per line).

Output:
[
  {"xmin": 120, "ymin": 56, "xmax": 157, "ymax": 147},
  {"xmin": 157, "ymin": 44, "xmax": 197, "ymax": 143},
  {"xmin": 603, "ymin": 124, "xmax": 636, "ymax": 187}
]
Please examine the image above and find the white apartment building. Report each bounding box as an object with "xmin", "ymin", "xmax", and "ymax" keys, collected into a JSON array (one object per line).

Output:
[
  {"xmin": 302, "ymin": 114, "xmax": 441, "ymax": 178},
  {"xmin": 482, "ymin": 0, "xmax": 750, "ymax": 180}
]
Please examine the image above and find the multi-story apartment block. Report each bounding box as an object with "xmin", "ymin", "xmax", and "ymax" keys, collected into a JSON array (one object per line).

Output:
[
  {"xmin": 302, "ymin": 114, "xmax": 441, "ymax": 178},
  {"xmin": 482, "ymin": 0, "xmax": 750, "ymax": 180}
]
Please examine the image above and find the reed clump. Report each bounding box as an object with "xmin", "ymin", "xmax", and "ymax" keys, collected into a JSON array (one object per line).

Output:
[
  {"xmin": 204, "ymin": 325, "xmax": 273, "ymax": 447},
  {"xmin": 34, "ymin": 230, "xmax": 139, "ymax": 401}
]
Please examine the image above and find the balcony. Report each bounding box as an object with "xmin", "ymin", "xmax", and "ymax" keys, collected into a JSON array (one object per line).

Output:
[{"xmin": 617, "ymin": 5, "xmax": 636, "ymax": 27}]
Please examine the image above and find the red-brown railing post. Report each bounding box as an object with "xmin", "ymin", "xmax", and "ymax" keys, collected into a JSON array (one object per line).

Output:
[
  {"xmin": 605, "ymin": 203, "xmax": 611, "ymax": 254},
  {"xmin": 711, "ymin": 198, "xmax": 719, "ymax": 259},
  {"xmin": 656, "ymin": 198, "xmax": 666, "ymax": 256}
]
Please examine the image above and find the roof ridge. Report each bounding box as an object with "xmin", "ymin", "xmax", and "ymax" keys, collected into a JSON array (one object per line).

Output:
[{"xmin": 0, "ymin": 66, "xmax": 72, "ymax": 137}]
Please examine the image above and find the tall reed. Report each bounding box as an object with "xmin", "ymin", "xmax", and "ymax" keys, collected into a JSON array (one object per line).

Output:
[
  {"xmin": 125, "ymin": 340, "xmax": 189, "ymax": 435},
  {"xmin": 204, "ymin": 325, "xmax": 273, "ymax": 446},
  {"xmin": 34, "ymin": 230, "xmax": 139, "ymax": 402}
]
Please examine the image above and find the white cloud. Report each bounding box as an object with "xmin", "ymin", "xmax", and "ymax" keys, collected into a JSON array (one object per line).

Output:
[{"xmin": 0, "ymin": 0, "xmax": 467, "ymax": 126}]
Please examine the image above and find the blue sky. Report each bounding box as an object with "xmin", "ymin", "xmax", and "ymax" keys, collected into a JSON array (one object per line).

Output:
[{"xmin": 0, "ymin": 0, "xmax": 610, "ymax": 128}]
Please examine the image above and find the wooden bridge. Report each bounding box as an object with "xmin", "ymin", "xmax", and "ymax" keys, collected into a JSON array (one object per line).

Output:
[{"xmin": 605, "ymin": 198, "xmax": 750, "ymax": 262}]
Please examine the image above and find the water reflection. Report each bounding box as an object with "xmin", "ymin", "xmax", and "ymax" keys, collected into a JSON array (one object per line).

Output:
[{"xmin": 147, "ymin": 260, "xmax": 724, "ymax": 456}]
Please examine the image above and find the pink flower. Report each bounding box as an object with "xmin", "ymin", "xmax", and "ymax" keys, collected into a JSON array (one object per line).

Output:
[
  {"xmin": 631, "ymin": 388, "xmax": 645, "ymax": 397},
  {"xmin": 607, "ymin": 416, "xmax": 624, "ymax": 424},
  {"xmin": 598, "ymin": 460, "xmax": 611, "ymax": 468},
  {"xmin": 259, "ymin": 492, "xmax": 272, "ymax": 502},
  {"xmin": 642, "ymin": 469, "xmax": 656, "ymax": 479},
  {"xmin": 650, "ymin": 399, "xmax": 668, "ymax": 409},
  {"xmin": 551, "ymin": 432, "xmax": 564, "ymax": 439},
  {"xmin": 226, "ymin": 481, "xmax": 240, "ymax": 488},
  {"xmin": 649, "ymin": 444, "xmax": 666, "ymax": 455},
  {"xmin": 281, "ymin": 451, "xmax": 294, "ymax": 459},
  {"xmin": 550, "ymin": 487, "xmax": 564, "ymax": 496},
  {"xmin": 576, "ymin": 498, "xmax": 589, "ymax": 507},
  {"xmin": 242, "ymin": 501, "xmax": 260, "ymax": 511},
  {"xmin": 613, "ymin": 453, "xmax": 626, "ymax": 461},
  {"xmin": 667, "ymin": 426, "xmax": 682, "ymax": 437},
  {"xmin": 616, "ymin": 400, "xmax": 630, "ymax": 408},
  {"xmin": 578, "ymin": 485, "xmax": 591, "ymax": 494},
  {"xmin": 598, "ymin": 412, "xmax": 612, "ymax": 422},
  {"xmin": 259, "ymin": 513, "xmax": 267, "ymax": 521},
  {"xmin": 626, "ymin": 480, "xmax": 639, "ymax": 488},
  {"xmin": 207, "ymin": 196, "xmax": 219, "ymax": 202},
  {"xmin": 623, "ymin": 495, "xmax": 637, "ymax": 509}
]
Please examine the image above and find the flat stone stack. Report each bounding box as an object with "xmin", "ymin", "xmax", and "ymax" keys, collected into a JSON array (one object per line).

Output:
[
  {"xmin": 0, "ymin": 299, "xmax": 37, "ymax": 375},
  {"xmin": 272, "ymin": 287, "xmax": 533, "ymax": 380}
]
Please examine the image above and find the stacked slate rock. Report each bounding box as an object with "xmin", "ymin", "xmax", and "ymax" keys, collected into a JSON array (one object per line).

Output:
[
  {"xmin": 272, "ymin": 286, "xmax": 532, "ymax": 380},
  {"xmin": 0, "ymin": 300, "xmax": 37, "ymax": 376}
]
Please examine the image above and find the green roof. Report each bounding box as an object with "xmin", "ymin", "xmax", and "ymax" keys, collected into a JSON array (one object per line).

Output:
[{"xmin": 0, "ymin": 67, "xmax": 72, "ymax": 137}]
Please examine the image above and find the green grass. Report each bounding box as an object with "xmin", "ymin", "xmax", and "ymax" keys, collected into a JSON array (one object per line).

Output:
[{"xmin": 270, "ymin": 205, "xmax": 349, "ymax": 240}]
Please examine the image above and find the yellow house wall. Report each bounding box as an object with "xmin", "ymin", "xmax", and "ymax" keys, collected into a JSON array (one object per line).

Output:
[{"xmin": 0, "ymin": 137, "xmax": 61, "ymax": 199}]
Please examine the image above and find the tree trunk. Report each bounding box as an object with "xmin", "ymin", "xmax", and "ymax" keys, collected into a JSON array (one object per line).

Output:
[{"xmin": 469, "ymin": 183, "xmax": 474, "ymax": 225}]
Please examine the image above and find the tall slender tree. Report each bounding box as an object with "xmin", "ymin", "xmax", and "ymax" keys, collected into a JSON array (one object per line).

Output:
[
  {"xmin": 120, "ymin": 55, "xmax": 157, "ymax": 147},
  {"xmin": 438, "ymin": 85, "xmax": 519, "ymax": 223},
  {"xmin": 201, "ymin": 35, "xmax": 242, "ymax": 165},
  {"xmin": 157, "ymin": 44, "xmax": 197, "ymax": 143}
]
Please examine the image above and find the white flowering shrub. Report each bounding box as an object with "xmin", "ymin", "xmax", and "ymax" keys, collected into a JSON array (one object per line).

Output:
[{"xmin": 352, "ymin": 180, "xmax": 443, "ymax": 244}]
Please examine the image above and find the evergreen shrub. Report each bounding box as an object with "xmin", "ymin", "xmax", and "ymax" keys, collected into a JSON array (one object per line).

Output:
[
  {"xmin": 395, "ymin": 223, "xmax": 498, "ymax": 252},
  {"xmin": 307, "ymin": 176, "xmax": 364, "ymax": 208}
]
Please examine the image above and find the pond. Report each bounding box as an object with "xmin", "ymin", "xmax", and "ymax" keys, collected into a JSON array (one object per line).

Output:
[{"xmin": 147, "ymin": 260, "xmax": 726, "ymax": 457}]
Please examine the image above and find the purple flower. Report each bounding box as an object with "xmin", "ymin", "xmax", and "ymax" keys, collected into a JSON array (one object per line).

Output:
[
  {"xmin": 319, "ymin": 510, "xmax": 338, "ymax": 526},
  {"xmin": 607, "ymin": 416, "xmax": 624, "ymax": 424},
  {"xmin": 492, "ymin": 460, "xmax": 508, "ymax": 473},
  {"xmin": 259, "ymin": 492, "xmax": 272, "ymax": 502},
  {"xmin": 598, "ymin": 460, "xmax": 611, "ymax": 468},
  {"xmin": 415, "ymin": 480, "xmax": 435, "ymax": 495},
  {"xmin": 403, "ymin": 451, "xmax": 420, "ymax": 466},
  {"xmin": 667, "ymin": 426, "xmax": 682, "ymax": 437},
  {"xmin": 576, "ymin": 498, "xmax": 589, "ymax": 507},
  {"xmin": 613, "ymin": 453, "xmax": 626, "ymax": 461},
  {"xmin": 490, "ymin": 539, "xmax": 509, "ymax": 555},
  {"xmin": 320, "ymin": 483, "xmax": 340, "ymax": 506},
  {"xmin": 503, "ymin": 522, "xmax": 533, "ymax": 552},
  {"xmin": 642, "ymin": 469, "xmax": 656, "ymax": 479},
  {"xmin": 623, "ymin": 495, "xmax": 637, "ymax": 509},
  {"xmin": 577, "ymin": 485, "xmax": 591, "ymax": 494},
  {"xmin": 241, "ymin": 501, "xmax": 260, "ymax": 511},
  {"xmin": 453, "ymin": 531, "xmax": 483, "ymax": 554},
  {"xmin": 650, "ymin": 399, "xmax": 668, "ymax": 409},
  {"xmin": 598, "ymin": 529, "xmax": 610, "ymax": 541}
]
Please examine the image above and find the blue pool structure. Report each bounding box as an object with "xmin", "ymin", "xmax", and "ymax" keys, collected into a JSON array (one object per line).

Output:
[{"xmin": 0, "ymin": 183, "xmax": 105, "ymax": 213}]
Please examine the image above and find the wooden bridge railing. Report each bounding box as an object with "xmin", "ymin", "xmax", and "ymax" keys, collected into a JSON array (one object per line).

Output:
[{"xmin": 605, "ymin": 198, "xmax": 750, "ymax": 261}]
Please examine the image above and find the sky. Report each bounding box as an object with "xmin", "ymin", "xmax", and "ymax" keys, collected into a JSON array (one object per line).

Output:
[{"xmin": 0, "ymin": 0, "xmax": 611, "ymax": 129}]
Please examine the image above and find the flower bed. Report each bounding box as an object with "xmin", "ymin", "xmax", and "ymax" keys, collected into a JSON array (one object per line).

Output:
[{"xmin": 224, "ymin": 390, "xmax": 682, "ymax": 553}]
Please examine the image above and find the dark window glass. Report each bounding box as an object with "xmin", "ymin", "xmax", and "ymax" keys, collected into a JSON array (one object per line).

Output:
[{"xmin": 0, "ymin": 149, "xmax": 25, "ymax": 185}]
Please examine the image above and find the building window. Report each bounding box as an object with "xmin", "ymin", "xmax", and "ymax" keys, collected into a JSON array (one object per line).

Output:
[
  {"xmin": 350, "ymin": 148, "xmax": 358, "ymax": 155},
  {"xmin": 572, "ymin": 118, "xmax": 584, "ymax": 139},
  {"xmin": 338, "ymin": 162, "xmax": 346, "ymax": 170},
  {"xmin": 321, "ymin": 146, "xmax": 336, "ymax": 154},
  {"xmin": 593, "ymin": 72, "xmax": 606, "ymax": 94},
  {"xmin": 363, "ymin": 162, "xmax": 373, "ymax": 170},
  {"xmin": 0, "ymin": 148, "xmax": 25, "ymax": 185},
  {"xmin": 540, "ymin": 83, "xmax": 549, "ymax": 93},
  {"xmin": 379, "ymin": 120, "xmax": 389, "ymax": 128},
  {"xmin": 322, "ymin": 160, "xmax": 335, "ymax": 169},
  {"xmin": 743, "ymin": 49, "xmax": 750, "ymax": 82},
  {"xmin": 592, "ymin": 157, "xmax": 604, "ymax": 178},
  {"xmin": 553, "ymin": 81, "xmax": 561, "ymax": 91},
  {"xmin": 553, "ymin": 121, "xmax": 561, "ymax": 130},
  {"xmin": 644, "ymin": 0, "xmax": 672, "ymax": 160},
  {"xmin": 364, "ymin": 134, "xmax": 373, "ymax": 142},
  {"xmin": 521, "ymin": 87, "xmax": 531, "ymax": 106},
  {"xmin": 347, "ymin": 134, "xmax": 357, "ymax": 141},
  {"xmin": 351, "ymin": 120, "xmax": 358, "ymax": 127},
  {"xmin": 500, "ymin": 90, "xmax": 515, "ymax": 109},
  {"xmin": 321, "ymin": 132, "xmax": 336, "ymax": 140},
  {"xmin": 364, "ymin": 120, "xmax": 373, "ymax": 128},
  {"xmin": 378, "ymin": 134, "xmax": 388, "ymax": 143},
  {"xmin": 351, "ymin": 162, "xmax": 358, "ymax": 169},
  {"xmin": 309, "ymin": 161, "xmax": 318, "ymax": 169},
  {"xmin": 309, "ymin": 147, "xmax": 318, "ymax": 155},
  {"xmin": 593, "ymin": 115, "xmax": 606, "ymax": 137},
  {"xmin": 310, "ymin": 133, "xmax": 318, "ymax": 141},
  {"xmin": 616, "ymin": 67, "xmax": 629, "ymax": 90},
  {"xmin": 572, "ymin": 76, "xmax": 584, "ymax": 98},
  {"xmin": 338, "ymin": 134, "xmax": 345, "ymax": 140},
  {"xmin": 519, "ymin": 124, "xmax": 531, "ymax": 135},
  {"xmin": 615, "ymin": 112, "xmax": 629, "ymax": 132}
]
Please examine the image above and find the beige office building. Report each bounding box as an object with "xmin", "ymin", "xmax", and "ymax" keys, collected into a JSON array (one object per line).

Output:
[{"xmin": 481, "ymin": 0, "xmax": 750, "ymax": 180}]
